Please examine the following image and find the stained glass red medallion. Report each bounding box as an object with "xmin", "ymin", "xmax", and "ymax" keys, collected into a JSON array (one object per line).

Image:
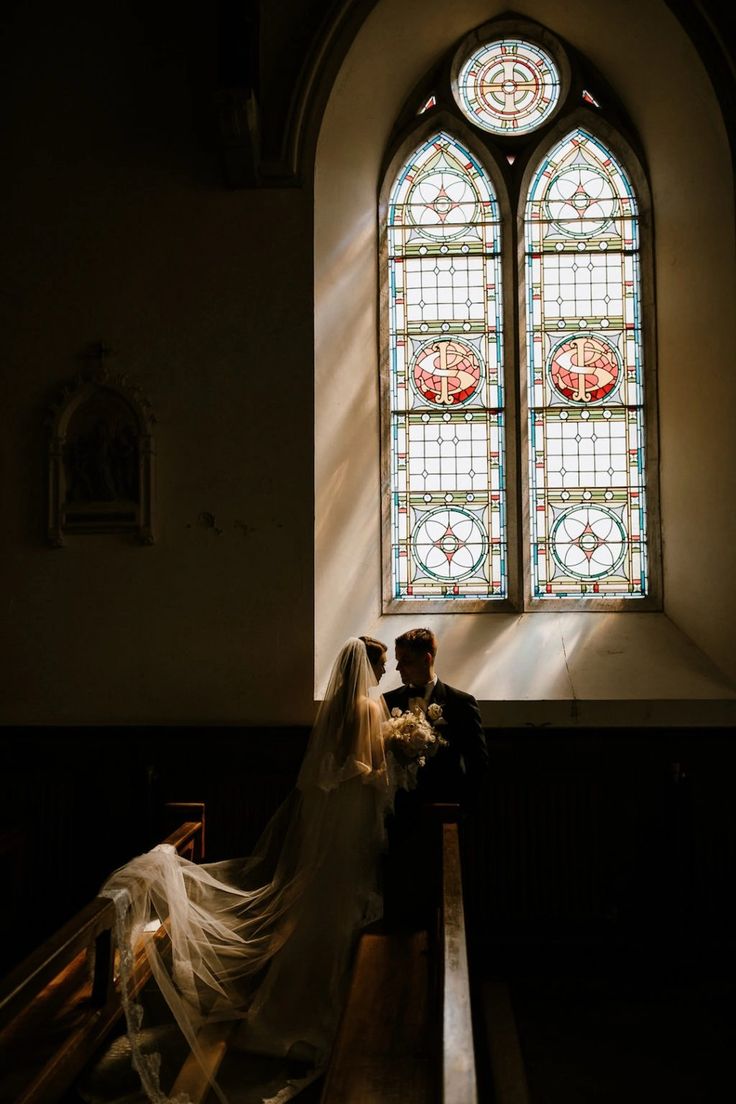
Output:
[
  {"xmin": 549, "ymin": 334, "xmax": 620, "ymax": 404},
  {"xmin": 412, "ymin": 339, "xmax": 482, "ymax": 406}
]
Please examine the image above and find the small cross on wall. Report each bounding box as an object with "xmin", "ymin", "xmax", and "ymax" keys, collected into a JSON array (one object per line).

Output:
[{"xmin": 82, "ymin": 341, "xmax": 114, "ymax": 379}]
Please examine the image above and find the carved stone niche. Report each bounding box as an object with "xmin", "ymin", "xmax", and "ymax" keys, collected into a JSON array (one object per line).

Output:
[{"xmin": 48, "ymin": 367, "xmax": 155, "ymax": 546}]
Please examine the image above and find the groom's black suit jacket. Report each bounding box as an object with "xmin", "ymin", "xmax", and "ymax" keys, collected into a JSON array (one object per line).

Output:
[
  {"xmin": 383, "ymin": 679, "xmax": 488, "ymax": 809},
  {"xmin": 381, "ymin": 679, "xmax": 487, "ymax": 926}
]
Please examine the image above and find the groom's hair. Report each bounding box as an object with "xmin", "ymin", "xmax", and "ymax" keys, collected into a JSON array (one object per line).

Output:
[
  {"xmin": 395, "ymin": 628, "xmax": 437, "ymax": 657},
  {"xmin": 359, "ymin": 635, "xmax": 388, "ymax": 665}
]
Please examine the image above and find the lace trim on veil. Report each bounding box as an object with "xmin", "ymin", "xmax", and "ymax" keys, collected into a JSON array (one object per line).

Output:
[{"xmin": 102, "ymin": 880, "xmax": 195, "ymax": 1104}]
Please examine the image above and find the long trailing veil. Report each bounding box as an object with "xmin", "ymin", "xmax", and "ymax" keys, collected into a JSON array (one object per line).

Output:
[{"xmin": 93, "ymin": 639, "xmax": 392, "ymax": 1104}]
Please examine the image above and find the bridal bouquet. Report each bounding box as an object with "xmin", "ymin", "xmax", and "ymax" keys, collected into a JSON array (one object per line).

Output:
[{"xmin": 383, "ymin": 703, "xmax": 448, "ymax": 773}]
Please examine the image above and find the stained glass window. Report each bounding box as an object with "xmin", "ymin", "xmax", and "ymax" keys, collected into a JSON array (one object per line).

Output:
[
  {"xmin": 386, "ymin": 133, "xmax": 506, "ymax": 602},
  {"xmin": 382, "ymin": 26, "xmax": 658, "ymax": 610},
  {"xmin": 453, "ymin": 38, "xmax": 560, "ymax": 135},
  {"xmin": 524, "ymin": 129, "xmax": 648, "ymax": 598}
]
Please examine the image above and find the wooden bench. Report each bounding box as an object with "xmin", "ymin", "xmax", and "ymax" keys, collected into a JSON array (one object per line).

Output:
[
  {"xmin": 1, "ymin": 802, "xmax": 478, "ymax": 1104},
  {"xmin": 321, "ymin": 806, "xmax": 478, "ymax": 1104},
  {"xmin": 0, "ymin": 812, "xmax": 204, "ymax": 1104},
  {"xmin": 441, "ymin": 818, "xmax": 478, "ymax": 1104},
  {"xmin": 168, "ymin": 1021, "xmax": 237, "ymax": 1102}
]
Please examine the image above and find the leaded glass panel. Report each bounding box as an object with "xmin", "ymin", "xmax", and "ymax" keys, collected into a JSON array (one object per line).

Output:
[
  {"xmin": 387, "ymin": 133, "xmax": 506, "ymax": 600},
  {"xmin": 453, "ymin": 38, "xmax": 561, "ymax": 135},
  {"xmin": 525, "ymin": 129, "xmax": 648, "ymax": 597}
]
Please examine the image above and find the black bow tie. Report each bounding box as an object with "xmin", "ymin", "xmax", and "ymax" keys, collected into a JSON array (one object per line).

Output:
[{"xmin": 408, "ymin": 684, "xmax": 428, "ymax": 695}]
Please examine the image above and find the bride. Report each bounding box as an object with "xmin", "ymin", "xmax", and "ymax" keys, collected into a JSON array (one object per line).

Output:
[{"xmin": 95, "ymin": 636, "xmax": 392, "ymax": 1104}]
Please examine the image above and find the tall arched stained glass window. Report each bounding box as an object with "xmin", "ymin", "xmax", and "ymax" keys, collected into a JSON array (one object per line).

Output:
[
  {"xmin": 524, "ymin": 129, "xmax": 648, "ymax": 598},
  {"xmin": 375, "ymin": 21, "xmax": 660, "ymax": 613},
  {"xmin": 384, "ymin": 133, "xmax": 507, "ymax": 607}
]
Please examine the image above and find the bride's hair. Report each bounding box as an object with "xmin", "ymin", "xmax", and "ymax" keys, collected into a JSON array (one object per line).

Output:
[
  {"xmin": 296, "ymin": 638, "xmax": 390, "ymax": 793},
  {"xmin": 359, "ymin": 635, "xmax": 387, "ymax": 666}
]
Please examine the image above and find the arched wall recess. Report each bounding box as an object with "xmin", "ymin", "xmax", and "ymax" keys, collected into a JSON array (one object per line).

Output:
[
  {"xmin": 235, "ymin": 3, "xmax": 736, "ymax": 188},
  {"xmin": 47, "ymin": 360, "xmax": 156, "ymax": 547},
  {"xmin": 314, "ymin": 0, "xmax": 736, "ymax": 707}
]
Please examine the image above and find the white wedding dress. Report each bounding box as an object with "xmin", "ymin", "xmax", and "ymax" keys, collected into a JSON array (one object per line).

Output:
[{"xmin": 96, "ymin": 640, "xmax": 393, "ymax": 1104}]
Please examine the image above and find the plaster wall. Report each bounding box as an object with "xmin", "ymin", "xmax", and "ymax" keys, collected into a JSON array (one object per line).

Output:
[
  {"xmin": 1, "ymin": 4, "xmax": 314, "ymax": 724},
  {"xmin": 315, "ymin": 0, "xmax": 736, "ymax": 717}
]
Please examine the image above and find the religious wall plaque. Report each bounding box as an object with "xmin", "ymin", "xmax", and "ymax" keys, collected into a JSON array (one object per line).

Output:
[{"xmin": 47, "ymin": 348, "xmax": 155, "ymax": 545}]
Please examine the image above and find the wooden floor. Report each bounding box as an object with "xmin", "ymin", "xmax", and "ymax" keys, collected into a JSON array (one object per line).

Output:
[{"xmin": 321, "ymin": 930, "xmax": 434, "ymax": 1104}]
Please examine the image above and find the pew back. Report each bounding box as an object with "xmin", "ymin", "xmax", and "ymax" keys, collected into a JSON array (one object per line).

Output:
[{"xmin": 0, "ymin": 816, "xmax": 204, "ymax": 1104}]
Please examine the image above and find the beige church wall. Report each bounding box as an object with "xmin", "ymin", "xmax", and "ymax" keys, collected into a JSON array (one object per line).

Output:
[
  {"xmin": 315, "ymin": 0, "xmax": 736, "ymax": 720},
  {"xmin": 641, "ymin": 24, "xmax": 736, "ymax": 687},
  {"xmin": 1, "ymin": 5, "xmax": 315, "ymax": 724}
]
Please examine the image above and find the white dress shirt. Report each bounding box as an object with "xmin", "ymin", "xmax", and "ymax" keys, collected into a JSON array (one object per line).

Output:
[{"xmin": 408, "ymin": 674, "xmax": 438, "ymax": 715}]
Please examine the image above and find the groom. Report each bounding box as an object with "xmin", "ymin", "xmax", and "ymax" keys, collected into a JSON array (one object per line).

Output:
[
  {"xmin": 383, "ymin": 627, "xmax": 488, "ymax": 807},
  {"xmin": 382, "ymin": 628, "xmax": 488, "ymax": 926}
]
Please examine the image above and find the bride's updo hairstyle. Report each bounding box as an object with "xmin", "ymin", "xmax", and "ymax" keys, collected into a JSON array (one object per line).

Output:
[{"xmin": 359, "ymin": 635, "xmax": 388, "ymax": 667}]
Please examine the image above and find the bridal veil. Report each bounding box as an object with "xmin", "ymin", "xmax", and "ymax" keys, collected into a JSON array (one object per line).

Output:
[{"xmin": 95, "ymin": 639, "xmax": 391, "ymax": 1104}]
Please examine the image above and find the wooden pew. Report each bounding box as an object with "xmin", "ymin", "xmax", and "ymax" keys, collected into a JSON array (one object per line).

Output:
[
  {"xmin": 321, "ymin": 804, "xmax": 478, "ymax": 1104},
  {"xmin": 1, "ymin": 801, "xmax": 478, "ymax": 1104},
  {"xmin": 168, "ymin": 1021, "xmax": 237, "ymax": 1102},
  {"xmin": 441, "ymin": 817, "xmax": 477, "ymax": 1104},
  {"xmin": 0, "ymin": 812, "xmax": 204, "ymax": 1104}
]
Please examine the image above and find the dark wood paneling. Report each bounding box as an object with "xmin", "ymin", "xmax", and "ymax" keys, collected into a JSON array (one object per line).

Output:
[
  {"xmin": 2, "ymin": 726, "xmax": 735, "ymax": 977},
  {"xmin": 471, "ymin": 728, "xmax": 736, "ymax": 953},
  {"xmin": 0, "ymin": 727, "xmax": 307, "ymax": 973}
]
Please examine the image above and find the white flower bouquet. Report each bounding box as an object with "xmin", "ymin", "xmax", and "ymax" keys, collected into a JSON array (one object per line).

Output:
[{"xmin": 383, "ymin": 703, "xmax": 448, "ymax": 773}]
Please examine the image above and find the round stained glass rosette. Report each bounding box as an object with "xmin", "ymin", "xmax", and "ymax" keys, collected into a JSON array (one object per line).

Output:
[
  {"xmin": 550, "ymin": 505, "xmax": 627, "ymax": 580},
  {"xmin": 405, "ymin": 163, "xmax": 480, "ymax": 241},
  {"xmin": 412, "ymin": 507, "xmax": 487, "ymax": 582},
  {"xmin": 544, "ymin": 164, "xmax": 618, "ymax": 238},
  {"xmin": 454, "ymin": 38, "xmax": 560, "ymax": 135}
]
